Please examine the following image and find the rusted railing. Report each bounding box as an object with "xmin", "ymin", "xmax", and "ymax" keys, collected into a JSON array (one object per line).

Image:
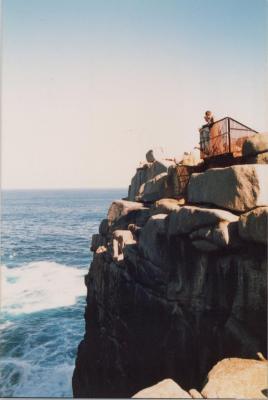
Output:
[{"xmin": 199, "ymin": 117, "xmax": 258, "ymax": 159}]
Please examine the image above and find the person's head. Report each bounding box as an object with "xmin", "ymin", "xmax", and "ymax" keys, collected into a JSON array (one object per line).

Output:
[{"xmin": 204, "ymin": 110, "xmax": 213, "ymax": 122}]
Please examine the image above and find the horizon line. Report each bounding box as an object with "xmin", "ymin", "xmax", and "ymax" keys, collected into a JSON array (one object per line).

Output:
[{"xmin": 1, "ymin": 186, "xmax": 128, "ymax": 191}]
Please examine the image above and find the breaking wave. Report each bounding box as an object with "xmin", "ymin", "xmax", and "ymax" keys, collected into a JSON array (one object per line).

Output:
[{"xmin": 1, "ymin": 261, "xmax": 87, "ymax": 316}]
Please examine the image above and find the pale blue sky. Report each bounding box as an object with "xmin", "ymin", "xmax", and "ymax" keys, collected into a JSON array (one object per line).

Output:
[{"xmin": 2, "ymin": 0, "xmax": 267, "ymax": 189}]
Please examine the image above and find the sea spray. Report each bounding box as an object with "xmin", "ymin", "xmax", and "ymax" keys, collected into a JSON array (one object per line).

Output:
[{"xmin": 1, "ymin": 261, "xmax": 87, "ymax": 315}]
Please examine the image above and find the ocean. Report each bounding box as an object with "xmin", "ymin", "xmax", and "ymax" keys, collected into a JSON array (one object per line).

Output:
[{"xmin": 0, "ymin": 189, "xmax": 126, "ymax": 397}]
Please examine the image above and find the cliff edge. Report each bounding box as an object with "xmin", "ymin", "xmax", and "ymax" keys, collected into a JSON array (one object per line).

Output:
[{"xmin": 73, "ymin": 139, "xmax": 268, "ymax": 398}]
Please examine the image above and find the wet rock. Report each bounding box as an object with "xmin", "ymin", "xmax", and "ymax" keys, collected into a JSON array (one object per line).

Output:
[
  {"xmin": 201, "ymin": 358, "xmax": 268, "ymax": 399},
  {"xmin": 238, "ymin": 206, "xmax": 268, "ymax": 244},
  {"xmin": 187, "ymin": 164, "xmax": 268, "ymax": 212},
  {"xmin": 133, "ymin": 379, "xmax": 191, "ymax": 398}
]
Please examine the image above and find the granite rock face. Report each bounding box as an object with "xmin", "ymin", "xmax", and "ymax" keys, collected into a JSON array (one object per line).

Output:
[
  {"xmin": 201, "ymin": 358, "xmax": 268, "ymax": 399},
  {"xmin": 238, "ymin": 206, "xmax": 268, "ymax": 244},
  {"xmin": 242, "ymin": 133, "xmax": 268, "ymax": 157},
  {"xmin": 128, "ymin": 159, "xmax": 175, "ymax": 202},
  {"xmin": 187, "ymin": 164, "xmax": 268, "ymax": 212},
  {"xmin": 168, "ymin": 206, "xmax": 238, "ymax": 236},
  {"xmin": 107, "ymin": 200, "xmax": 147, "ymax": 223},
  {"xmin": 133, "ymin": 378, "xmax": 191, "ymax": 398},
  {"xmin": 133, "ymin": 357, "xmax": 268, "ymax": 399},
  {"xmin": 73, "ymin": 151, "xmax": 267, "ymax": 398},
  {"xmin": 149, "ymin": 198, "xmax": 182, "ymax": 216},
  {"xmin": 73, "ymin": 199, "xmax": 267, "ymax": 398},
  {"xmin": 137, "ymin": 172, "xmax": 169, "ymax": 202}
]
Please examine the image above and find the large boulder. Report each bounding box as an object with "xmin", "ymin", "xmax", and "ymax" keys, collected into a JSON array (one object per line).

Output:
[
  {"xmin": 128, "ymin": 159, "xmax": 175, "ymax": 201},
  {"xmin": 112, "ymin": 208, "xmax": 151, "ymax": 231},
  {"xmin": 189, "ymin": 221, "xmax": 242, "ymax": 251},
  {"xmin": 201, "ymin": 358, "xmax": 268, "ymax": 399},
  {"xmin": 238, "ymin": 207, "xmax": 268, "ymax": 244},
  {"xmin": 242, "ymin": 133, "xmax": 268, "ymax": 156},
  {"xmin": 137, "ymin": 173, "xmax": 169, "ymax": 203},
  {"xmin": 150, "ymin": 198, "xmax": 182, "ymax": 216},
  {"xmin": 187, "ymin": 164, "xmax": 268, "ymax": 212},
  {"xmin": 107, "ymin": 200, "xmax": 147, "ymax": 224},
  {"xmin": 133, "ymin": 379, "xmax": 191, "ymax": 398},
  {"xmin": 168, "ymin": 206, "xmax": 238, "ymax": 237}
]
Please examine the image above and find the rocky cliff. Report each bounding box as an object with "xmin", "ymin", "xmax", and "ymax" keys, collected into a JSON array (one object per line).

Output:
[{"xmin": 73, "ymin": 136, "xmax": 268, "ymax": 398}]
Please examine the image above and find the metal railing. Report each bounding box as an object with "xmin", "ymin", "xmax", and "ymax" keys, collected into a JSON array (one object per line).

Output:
[{"xmin": 199, "ymin": 117, "xmax": 258, "ymax": 159}]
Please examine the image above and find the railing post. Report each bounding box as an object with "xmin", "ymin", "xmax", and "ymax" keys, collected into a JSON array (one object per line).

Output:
[{"xmin": 227, "ymin": 117, "xmax": 231, "ymax": 153}]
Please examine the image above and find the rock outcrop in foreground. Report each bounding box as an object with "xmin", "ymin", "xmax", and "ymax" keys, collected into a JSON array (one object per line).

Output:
[
  {"xmin": 133, "ymin": 358, "xmax": 268, "ymax": 399},
  {"xmin": 73, "ymin": 149, "xmax": 268, "ymax": 398}
]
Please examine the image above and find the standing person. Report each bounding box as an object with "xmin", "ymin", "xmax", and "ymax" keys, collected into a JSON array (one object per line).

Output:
[{"xmin": 199, "ymin": 110, "xmax": 214, "ymax": 156}]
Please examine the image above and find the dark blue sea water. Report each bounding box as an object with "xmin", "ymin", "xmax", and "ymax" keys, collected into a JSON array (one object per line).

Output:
[{"xmin": 0, "ymin": 189, "xmax": 126, "ymax": 397}]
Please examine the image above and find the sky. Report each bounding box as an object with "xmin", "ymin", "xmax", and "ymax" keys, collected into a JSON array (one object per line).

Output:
[{"xmin": 1, "ymin": 0, "xmax": 267, "ymax": 189}]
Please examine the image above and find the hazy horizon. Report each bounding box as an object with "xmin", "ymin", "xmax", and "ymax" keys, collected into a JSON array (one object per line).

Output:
[
  {"xmin": 2, "ymin": 186, "xmax": 127, "ymax": 190},
  {"xmin": 1, "ymin": 0, "xmax": 267, "ymax": 189}
]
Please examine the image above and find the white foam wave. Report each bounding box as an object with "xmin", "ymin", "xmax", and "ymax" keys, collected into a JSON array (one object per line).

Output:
[
  {"xmin": 0, "ymin": 358, "xmax": 74, "ymax": 397},
  {"xmin": 1, "ymin": 261, "xmax": 87, "ymax": 315},
  {"xmin": 0, "ymin": 321, "xmax": 14, "ymax": 331}
]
